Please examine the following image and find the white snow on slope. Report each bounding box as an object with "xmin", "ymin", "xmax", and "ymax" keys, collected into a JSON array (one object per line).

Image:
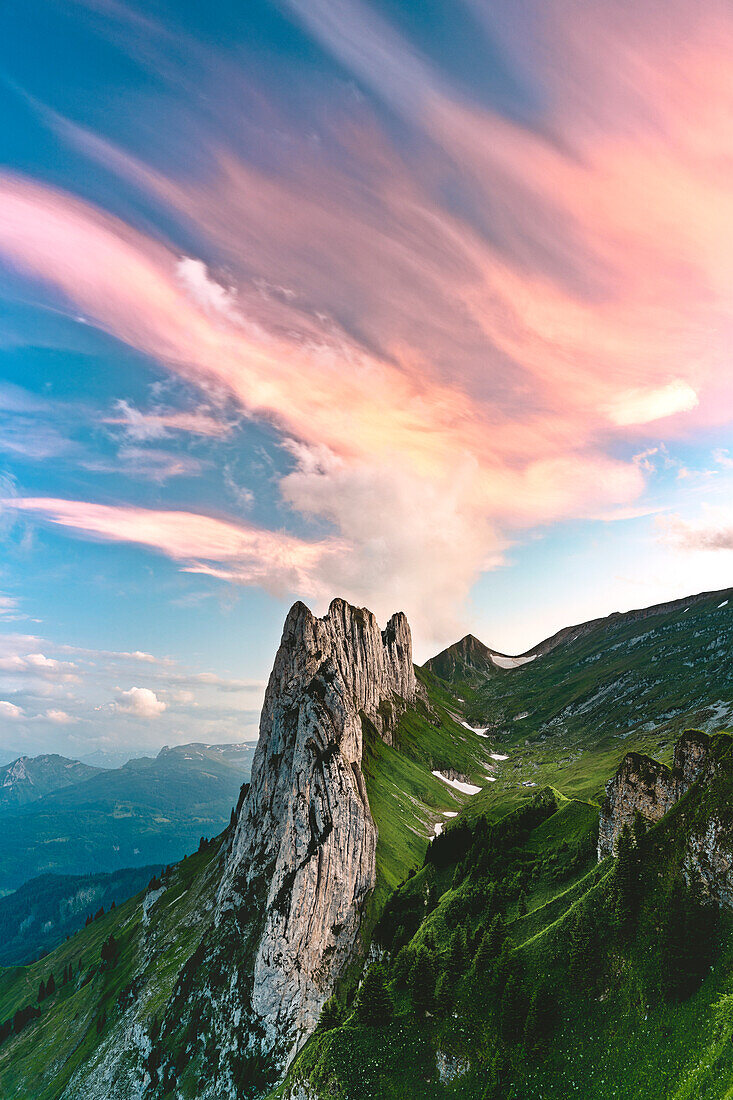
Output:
[
  {"xmin": 718, "ymin": 600, "xmax": 729, "ymax": 608},
  {"xmin": 432, "ymin": 770, "xmax": 482, "ymax": 795},
  {"xmin": 484, "ymin": 775, "xmax": 497, "ymax": 782},
  {"xmin": 460, "ymin": 720, "xmax": 489, "ymax": 736},
  {"xmin": 490, "ymin": 753, "xmax": 508, "ymax": 761},
  {"xmin": 491, "ymin": 653, "xmax": 537, "ymax": 669}
]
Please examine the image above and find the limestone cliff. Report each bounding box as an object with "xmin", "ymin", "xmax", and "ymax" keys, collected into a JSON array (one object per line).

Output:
[
  {"xmin": 213, "ymin": 598, "xmax": 416, "ymax": 1066},
  {"xmin": 598, "ymin": 730, "xmax": 712, "ymax": 859}
]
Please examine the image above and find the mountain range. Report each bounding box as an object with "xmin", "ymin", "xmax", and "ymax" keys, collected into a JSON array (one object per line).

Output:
[
  {"xmin": 0, "ymin": 742, "xmax": 255, "ymax": 896},
  {"xmin": 0, "ymin": 588, "xmax": 732, "ymax": 1099}
]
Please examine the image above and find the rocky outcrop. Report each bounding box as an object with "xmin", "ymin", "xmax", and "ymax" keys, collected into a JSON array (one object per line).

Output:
[
  {"xmin": 685, "ymin": 816, "xmax": 733, "ymax": 908},
  {"xmin": 436, "ymin": 1050, "xmax": 471, "ymax": 1083},
  {"xmin": 598, "ymin": 731, "xmax": 712, "ymax": 859},
  {"xmin": 205, "ymin": 598, "xmax": 416, "ymax": 1081}
]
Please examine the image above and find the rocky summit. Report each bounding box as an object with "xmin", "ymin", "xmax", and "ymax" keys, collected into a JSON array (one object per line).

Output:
[
  {"xmin": 3, "ymin": 588, "xmax": 733, "ymax": 1100},
  {"xmin": 213, "ymin": 598, "xmax": 417, "ymax": 1069}
]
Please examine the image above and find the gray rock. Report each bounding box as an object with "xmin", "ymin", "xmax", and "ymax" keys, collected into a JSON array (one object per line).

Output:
[
  {"xmin": 598, "ymin": 730, "xmax": 712, "ymax": 859},
  {"xmin": 213, "ymin": 598, "xmax": 416, "ymax": 1071}
]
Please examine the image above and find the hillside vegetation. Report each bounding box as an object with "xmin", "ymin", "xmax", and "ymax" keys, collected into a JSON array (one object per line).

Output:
[{"xmin": 0, "ymin": 591, "xmax": 732, "ymax": 1098}]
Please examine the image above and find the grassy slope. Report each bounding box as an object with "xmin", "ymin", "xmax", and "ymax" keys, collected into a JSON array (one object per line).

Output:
[
  {"xmin": 446, "ymin": 590, "xmax": 733, "ymax": 821},
  {"xmin": 288, "ymin": 749, "xmax": 733, "ymax": 1100},
  {"xmin": 0, "ymin": 842, "xmax": 222, "ymax": 1100},
  {"xmin": 362, "ymin": 668, "xmax": 505, "ymax": 910}
]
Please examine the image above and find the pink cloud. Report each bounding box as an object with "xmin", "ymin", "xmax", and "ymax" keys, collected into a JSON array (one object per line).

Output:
[
  {"xmin": 2, "ymin": 0, "xmax": 733, "ymax": 632},
  {"xmin": 2, "ymin": 496, "xmax": 344, "ymax": 598}
]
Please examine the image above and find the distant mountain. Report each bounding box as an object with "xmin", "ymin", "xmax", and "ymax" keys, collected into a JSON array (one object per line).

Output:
[
  {"xmin": 0, "ymin": 741, "xmax": 256, "ymax": 894},
  {"xmin": 0, "ymin": 754, "xmax": 102, "ymax": 812},
  {"xmin": 0, "ymin": 865, "xmax": 159, "ymax": 966},
  {"xmin": 78, "ymin": 747, "xmax": 149, "ymax": 769},
  {"xmin": 424, "ymin": 633, "xmax": 499, "ymax": 682},
  {"xmin": 427, "ymin": 586, "xmax": 733, "ymax": 689}
]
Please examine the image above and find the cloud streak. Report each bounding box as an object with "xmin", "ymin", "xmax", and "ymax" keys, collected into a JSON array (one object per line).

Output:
[{"xmin": 2, "ymin": 0, "xmax": 732, "ymax": 634}]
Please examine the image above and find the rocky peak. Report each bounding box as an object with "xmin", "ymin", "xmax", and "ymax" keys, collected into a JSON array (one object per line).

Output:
[
  {"xmin": 210, "ymin": 597, "xmax": 417, "ymax": 1078},
  {"xmin": 598, "ymin": 730, "xmax": 712, "ymax": 859},
  {"xmin": 424, "ymin": 633, "xmax": 495, "ymax": 682}
]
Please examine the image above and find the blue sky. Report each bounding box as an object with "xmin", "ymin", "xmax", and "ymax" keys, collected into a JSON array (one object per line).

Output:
[{"xmin": 1, "ymin": 0, "xmax": 732, "ymax": 757}]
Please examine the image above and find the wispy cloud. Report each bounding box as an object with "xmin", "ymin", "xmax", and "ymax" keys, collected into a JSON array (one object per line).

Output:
[
  {"xmin": 2, "ymin": 0, "xmax": 732, "ymax": 634},
  {"xmin": 1, "ymin": 496, "xmax": 342, "ymax": 598}
]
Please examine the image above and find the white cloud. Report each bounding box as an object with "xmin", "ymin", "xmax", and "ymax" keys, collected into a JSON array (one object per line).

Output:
[
  {"xmin": 44, "ymin": 709, "xmax": 78, "ymax": 725},
  {"xmin": 0, "ymin": 595, "xmax": 25, "ymax": 622},
  {"xmin": 279, "ymin": 441, "xmax": 498, "ymax": 638},
  {"xmin": 608, "ymin": 381, "xmax": 699, "ymax": 427},
  {"xmin": 713, "ymin": 449, "xmax": 733, "ymax": 470},
  {"xmin": 0, "ymin": 700, "xmax": 23, "ymax": 719},
  {"xmin": 176, "ymin": 257, "xmax": 241, "ymax": 321},
  {"xmin": 0, "ymin": 652, "xmax": 78, "ymax": 681},
  {"xmin": 112, "ymin": 686, "xmax": 167, "ymax": 718}
]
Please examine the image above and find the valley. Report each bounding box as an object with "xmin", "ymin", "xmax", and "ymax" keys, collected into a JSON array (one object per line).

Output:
[{"xmin": 0, "ymin": 590, "xmax": 732, "ymax": 1099}]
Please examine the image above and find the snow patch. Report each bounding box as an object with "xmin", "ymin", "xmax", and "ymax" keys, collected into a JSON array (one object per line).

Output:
[
  {"xmin": 718, "ymin": 600, "xmax": 729, "ymax": 608},
  {"xmin": 432, "ymin": 770, "xmax": 482, "ymax": 795},
  {"xmin": 490, "ymin": 753, "xmax": 509, "ymax": 761},
  {"xmin": 460, "ymin": 720, "xmax": 489, "ymax": 736},
  {"xmin": 484, "ymin": 775, "xmax": 497, "ymax": 782},
  {"xmin": 491, "ymin": 653, "xmax": 537, "ymax": 669}
]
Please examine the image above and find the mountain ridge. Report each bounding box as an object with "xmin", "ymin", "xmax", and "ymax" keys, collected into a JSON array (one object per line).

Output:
[
  {"xmin": 1, "ymin": 589, "xmax": 733, "ymax": 1099},
  {"xmin": 426, "ymin": 584, "xmax": 733, "ymax": 678}
]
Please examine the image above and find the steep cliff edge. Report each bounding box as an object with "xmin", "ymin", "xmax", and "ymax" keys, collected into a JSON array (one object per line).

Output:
[
  {"xmin": 212, "ymin": 598, "xmax": 416, "ymax": 1067},
  {"xmin": 598, "ymin": 730, "xmax": 716, "ymax": 859}
]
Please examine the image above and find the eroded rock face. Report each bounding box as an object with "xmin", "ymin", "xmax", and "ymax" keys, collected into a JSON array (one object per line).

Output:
[
  {"xmin": 213, "ymin": 598, "xmax": 416, "ymax": 1071},
  {"xmin": 598, "ymin": 731, "xmax": 712, "ymax": 859},
  {"xmin": 685, "ymin": 816, "xmax": 733, "ymax": 908}
]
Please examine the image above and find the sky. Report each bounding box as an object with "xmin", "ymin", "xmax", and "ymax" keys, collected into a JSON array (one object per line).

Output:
[{"xmin": 1, "ymin": 0, "xmax": 733, "ymax": 760}]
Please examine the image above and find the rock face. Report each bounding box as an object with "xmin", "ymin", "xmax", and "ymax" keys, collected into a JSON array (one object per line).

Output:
[
  {"xmin": 213, "ymin": 599, "xmax": 416, "ymax": 1072},
  {"xmin": 598, "ymin": 731, "xmax": 712, "ymax": 859},
  {"xmin": 685, "ymin": 816, "xmax": 733, "ymax": 909}
]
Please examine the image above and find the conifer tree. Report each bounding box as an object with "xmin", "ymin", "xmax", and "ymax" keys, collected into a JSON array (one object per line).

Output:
[
  {"xmin": 316, "ymin": 996, "xmax": 342, "ymax": 1031},
  {"xmin": 499, "ymin": 974, "xmax": 526, "ymax": 1044},
  {"xmin": 482, "ymin": 1047, "xmax": 510, "ymax": 1099},
  {"xmin": 524, "ymin": 985, "xmax": 557, "ymax": 1056},
  {"xmin": 38, "ymin": 980, "xmax": 45, "ymax": 1003},
  {"xmin": 356, "ymin": 965, "xmax": 393, "ymax": 1026},
  {"xmin": 632, "ymin": 809, "xmax": 647, "ymax": 851},
  {"xmin": 392, "ymin": 945, "xmax": 413, "ymax": 987},
  {"xmin": 410, "ymin": 948, "xmax": 437, "ymax": 1016},
  {"xmin": 567, "ymin": 901, "xmax": 596, "ymax": 990},
  {"xmin": 661, "ymin": 880, "xmax": 718, "ymax": 1001},
  {"xmin": 448, "ymin": 927, "xmax": 467, "ymax": 975},
  {"xmin": 472, "ymin": 931, "xmax": 493, "ymax": 974},
  {"xmin": 46, "ymin": 973, "xmax": 55, "ymax": 997},
  {"xmin": 487, "ymin": 913, "xmax": 506, "ymax": 957},
  {"xmin": 435, "ymin": 971, "xmax": 454, "ymax": 1017},
  {"xmin": 612, "ymin": 824, "xmax": 639, "ymax": 935}
]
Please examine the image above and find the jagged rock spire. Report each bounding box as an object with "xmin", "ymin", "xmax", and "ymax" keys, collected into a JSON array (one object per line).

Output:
[{"xmin": 215, "ymin": 598, "xmax": 416, "ymax": 1068}]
